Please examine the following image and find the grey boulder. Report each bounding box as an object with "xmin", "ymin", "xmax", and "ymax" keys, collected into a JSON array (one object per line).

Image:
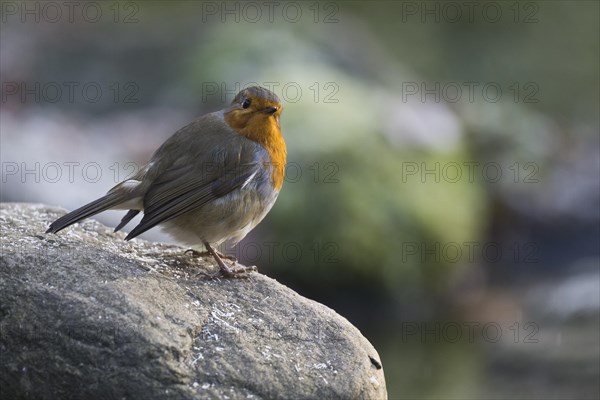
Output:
[{"xmin": 0, "ymin": 203, "xmax": 386, "ymax": 399}]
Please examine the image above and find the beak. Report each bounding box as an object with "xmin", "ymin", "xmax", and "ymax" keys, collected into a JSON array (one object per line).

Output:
[{"xmin": 262, "ymin": 106, "xmax": 279, "ymax": 115}]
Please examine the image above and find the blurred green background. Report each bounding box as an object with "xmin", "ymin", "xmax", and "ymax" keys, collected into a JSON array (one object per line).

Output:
[{"xmin": 1, "ymin": 1, "xmax": 598, "ymax": 398}]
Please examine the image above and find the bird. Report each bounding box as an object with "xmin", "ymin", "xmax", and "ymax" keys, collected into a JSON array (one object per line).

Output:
[{"xmin": 46, "ymin": 86, "xmax": 286, "ymax": 277}]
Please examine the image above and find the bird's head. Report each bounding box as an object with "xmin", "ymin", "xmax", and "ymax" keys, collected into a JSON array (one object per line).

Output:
[{"xmin": 224, "ymin": 86, "xmax": 283, "ymax": 135}]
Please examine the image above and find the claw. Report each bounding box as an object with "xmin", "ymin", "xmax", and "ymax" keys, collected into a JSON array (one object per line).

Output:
[
  {"xmin": 201, "ymin": 241, "xmax": 255, "ymax": 279},
  {"xmin": 184, "ymin": 249, "xmax": 203, "ymax": 257}
]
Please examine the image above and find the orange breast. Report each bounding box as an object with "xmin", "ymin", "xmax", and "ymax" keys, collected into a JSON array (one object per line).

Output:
[{"xmin": 224, "ymin": 112, "xmax": 286, "ymax": 190}]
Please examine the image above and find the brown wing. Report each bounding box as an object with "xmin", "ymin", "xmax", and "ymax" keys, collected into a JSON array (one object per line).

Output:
[{"xmin": 124, "ymin": 133, "xmax": 261, "ymax": 240}]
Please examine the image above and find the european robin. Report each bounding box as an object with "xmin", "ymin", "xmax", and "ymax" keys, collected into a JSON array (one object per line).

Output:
[{"xmin": 46, "ymin": 86, "xmax": 286, "ymax": 277}]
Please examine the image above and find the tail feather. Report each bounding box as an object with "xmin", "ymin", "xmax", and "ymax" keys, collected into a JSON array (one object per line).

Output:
[
  {"xmin": 46, "ymin": 194, "xmax": 128, "ymax": 234},
  {"xmin": 114, "ymin": 209, "xmax": 140, "ymax": 232}
]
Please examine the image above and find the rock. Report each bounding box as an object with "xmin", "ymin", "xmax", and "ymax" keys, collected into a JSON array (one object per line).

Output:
[{"xmin": 0, "ymin": 203, "xmax": 387, "ymax": 400}]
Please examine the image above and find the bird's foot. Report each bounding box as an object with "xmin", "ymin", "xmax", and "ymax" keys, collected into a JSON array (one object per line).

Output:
[
  {"xmin": 198, "ymin": 242, "xmax": 254, "ymax": 279},
  {"xmin": 217, "ymin": 262, "xmax": 257, "ymax": 279}
]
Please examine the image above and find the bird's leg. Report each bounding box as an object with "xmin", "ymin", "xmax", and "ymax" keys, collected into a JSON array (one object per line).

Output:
[
  {"xmin": 185, "ymin": 248, "xmax": 238, "ymax": 262},
  {"xmin": 202, "ymin": 241, "xmax": 254, "ymax": 278}
]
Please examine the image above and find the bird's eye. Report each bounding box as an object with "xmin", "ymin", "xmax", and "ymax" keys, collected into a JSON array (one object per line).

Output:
[{"xmin": 242, "ymin": 99, "xmax": 251, "ymax": 109}]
